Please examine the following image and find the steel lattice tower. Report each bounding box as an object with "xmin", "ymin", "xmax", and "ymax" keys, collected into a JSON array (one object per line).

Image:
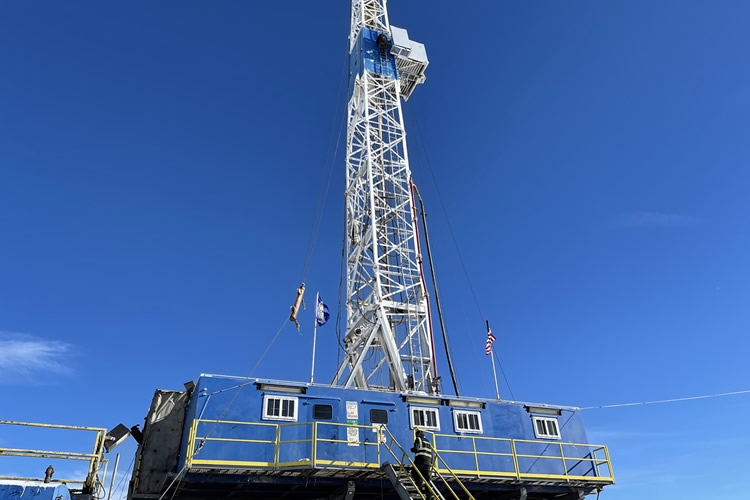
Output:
[{"xmin": 334, "ymin": 0, "xmax": 433, "ymax": 393}]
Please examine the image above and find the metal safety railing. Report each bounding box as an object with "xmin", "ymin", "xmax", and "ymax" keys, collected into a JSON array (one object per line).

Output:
[
  {"xmin": 379, "ymin": 424, "xmax": 474, "ymax": 500},
  {"xmin": 0, "ymin": 420, "xmax": 107, "ymax": 492},
  {"xmin": 187, "ymin": 419, "xmax": 382, "ymax": 469},
  {"xmin": 431, "ymin": 432, "xmax": 614, "ymax": 484},
  {"xmin": 184, "ymin": 418, "xmax": 614, "ymax": 485}
]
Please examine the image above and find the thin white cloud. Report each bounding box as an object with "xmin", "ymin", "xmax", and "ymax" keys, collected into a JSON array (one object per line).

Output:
[
  {"xmin": 0, "ymin": 332, "xmax": 73, "ymax": 381},
  {"xmin": 618, "ymin": 211, "xmax": 702, "ymax": 228}
]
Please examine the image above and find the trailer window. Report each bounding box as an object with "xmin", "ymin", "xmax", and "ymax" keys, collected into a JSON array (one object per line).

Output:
[
  {"xmin": 262, "ymin": 395, "xmax": 298, "ymax": 422},
  {"xmin": 313, "ymin": 404, "xmax": 333, "ymax": 420},
  {"xmin": 453, "ymin": 410, "xmax": 482, "ymax": 433},
  {"xmin": 370, "ymin": 409, "xmax": 388, "ymax": 424},
  {"xmin": 532, "ymin": 416, "xmax": 560, "ymax": 439},
  {"xmin": 409, "ymin": 406, "xmax": 440, "ymax": 431}
]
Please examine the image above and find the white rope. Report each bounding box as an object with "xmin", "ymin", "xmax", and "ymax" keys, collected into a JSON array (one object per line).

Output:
[
  {"xmin": 580, "ymin": 389, "xmax": 750, "ymax": 410},
  {"xmin": 155, "ymin": 315, "xmax": 290, "ymax": 500},
  {"xmin": 158, "ymin": 463, "xmax": 189, "ymax": 500}
]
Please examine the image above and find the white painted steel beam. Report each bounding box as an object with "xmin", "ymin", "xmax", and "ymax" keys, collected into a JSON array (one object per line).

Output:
[{"xmin": 335, "ymin": 0, "xmax": 434, "ymax": 393}]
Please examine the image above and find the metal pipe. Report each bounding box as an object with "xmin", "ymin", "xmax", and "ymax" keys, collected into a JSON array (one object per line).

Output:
[{"xmin": 107, "ymin": 453, "xmax": 120, "ymax": 500}]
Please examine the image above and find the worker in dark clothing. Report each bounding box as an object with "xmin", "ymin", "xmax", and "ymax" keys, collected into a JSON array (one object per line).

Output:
[{"xmin": 410, "ymin": 429, "xmax": 433, "ymax": 497}]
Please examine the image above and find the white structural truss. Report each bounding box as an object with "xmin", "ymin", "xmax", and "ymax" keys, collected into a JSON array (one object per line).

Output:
[{"xmin": 334, "ymin": 0, "xmax": 434, "ymax": 393}]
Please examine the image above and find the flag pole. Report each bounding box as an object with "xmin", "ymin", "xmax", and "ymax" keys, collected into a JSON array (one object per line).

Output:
[
  {"xmin": 490, "ymin": 349, "xmax": 500, "ymax": 400},
  {"xmin": 487, "ymin": 319, "xmax": 500, "ymax": 400},
  {"xmin": 310, "ymin": 292, "xmax": 319, "ymax": 384}
]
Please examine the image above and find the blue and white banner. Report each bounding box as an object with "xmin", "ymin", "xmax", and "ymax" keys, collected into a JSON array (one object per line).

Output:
[{"xmin": 316, "ymin": 295, "xmax": 330, "ymax": 327}]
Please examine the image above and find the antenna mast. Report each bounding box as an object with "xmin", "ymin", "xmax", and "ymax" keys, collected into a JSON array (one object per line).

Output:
[{"xmin": 334, "ymin": 0, "xmax": 433, "ymax": 393}]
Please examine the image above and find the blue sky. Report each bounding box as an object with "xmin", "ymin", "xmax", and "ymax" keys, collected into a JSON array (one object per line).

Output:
[{"xmin": 1, "ymin": 1, "xmax": 749, "ymax": 498}]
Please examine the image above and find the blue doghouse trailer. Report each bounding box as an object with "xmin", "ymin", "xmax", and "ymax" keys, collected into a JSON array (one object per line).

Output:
[{"xmin": 127, "ymin": 375, "xmax": 613, "ymax": 499}]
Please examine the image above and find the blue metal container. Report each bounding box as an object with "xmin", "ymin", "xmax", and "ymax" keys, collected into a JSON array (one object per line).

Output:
[
  {"xmin": 174, "ymin": 374, "xmax": 610, "ymax": 483},
  {"xmin": 0, "ymin": 481, "xmax": 71, "ymax": 500}
]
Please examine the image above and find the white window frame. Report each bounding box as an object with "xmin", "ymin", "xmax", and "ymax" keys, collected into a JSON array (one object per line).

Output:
[
  {"xmin": 532, "ymin": 416, "xmax": 560, "ymax": 440},
  {"xmin": 262, "ymin": 395, "xmax": 298, "ymax": 422},
  {"xmin": 409, "ymin": 406, "xmax": 440, "ymax": 431},
  {"xmin": 453, "ymin": 410, "xmax": 483, "ymax": 434}
]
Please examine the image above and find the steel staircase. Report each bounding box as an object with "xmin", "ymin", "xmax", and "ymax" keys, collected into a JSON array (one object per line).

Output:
[
  {"xmin": 378, "ymin": 426, "xmax": 474, "ymax": 500},
  {"xmin": 382, "ymin": 461, "xmax": 442, "ymax": 500}
]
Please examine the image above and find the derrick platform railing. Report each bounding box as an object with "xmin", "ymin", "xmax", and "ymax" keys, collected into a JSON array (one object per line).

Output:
[
  {"xmin": 184, "ymin": 418, "xmax": 614, "ymax": 486},
  {"xmin": 430, "ymin": 432, "xmax": 614, "ymax": 484}
]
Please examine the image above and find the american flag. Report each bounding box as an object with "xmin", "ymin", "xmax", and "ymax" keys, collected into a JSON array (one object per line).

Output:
[{"xmin": 485, "ymin": 327, "xmax": 496, "ymax": 355}]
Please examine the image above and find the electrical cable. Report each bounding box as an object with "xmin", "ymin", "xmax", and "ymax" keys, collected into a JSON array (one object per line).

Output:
[
  {"xmin": 157, "ymin": 462, "xmax": 189, "ymax": 500},
  {"xmin": 156, "ymin": 315, "xmax": 289, "ymax": 500},
  {"xmin": 94, "ymin": 477, "xmax": 106, "ymax": 500},
  {"xmin": 299, "ymin": 50, "xmax": 349, "ymax": 283},
  {"xmin": 580, "ymin": 389, "xmax": 750, "ymax": 410},
  {"xmin": 336, "ymin": 199, "xmax": 346, "ymax": 353},
  {"xmin": 413, "ymin": 181, "xmax": 460, "ymax": 396},
  {"xmin": 492, "ymin": 349, "xmax": 515, "ymax": 401},
  {"xmin": 404, "ymin": 100, "xmax": 516, "ymax": 399},
  {"xmin": 110, "ymin": 454, "xmax": 134, "ymax": 500}
]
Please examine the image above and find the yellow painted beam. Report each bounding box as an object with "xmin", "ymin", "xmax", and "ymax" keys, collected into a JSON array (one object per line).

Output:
[{"xmin": 190, "ymin": 459, "xmax": 274, "ymax": 467}]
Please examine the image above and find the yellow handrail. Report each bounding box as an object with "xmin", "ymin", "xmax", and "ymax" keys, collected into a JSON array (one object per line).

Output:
[
  {"xmin": 429, "ymin": 440, "xmax": 477, "ymax": 500},
  {"xmin": 188, "ymin": 419, "xmax": 381, "ymax": 470},
  {"xmin": 377, "ymin": 425, "xmax": 432, "ymax": 500},
  {"xmin": 0, "ymin": 420, "xmax": 106, "ymax": 493},
  {"xmin": 310, "ymin": 421, "xmax": 381, "ymax": 468},
  {"xmin": 184, "ymin": 418, "xmax": 614, "ymax": 486},
  {"xmin": 432, "ymin": 433, "xmax": 614, "ymax": 483},
  {"xmin": 378, "ymin": 425, "xmax": 475, "ymax": 500}
]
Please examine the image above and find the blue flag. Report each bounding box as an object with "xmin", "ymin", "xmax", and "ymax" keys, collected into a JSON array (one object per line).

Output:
[{"xmin": 316, "ymin": 295, "xmax": 330, "ymax": 327}]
